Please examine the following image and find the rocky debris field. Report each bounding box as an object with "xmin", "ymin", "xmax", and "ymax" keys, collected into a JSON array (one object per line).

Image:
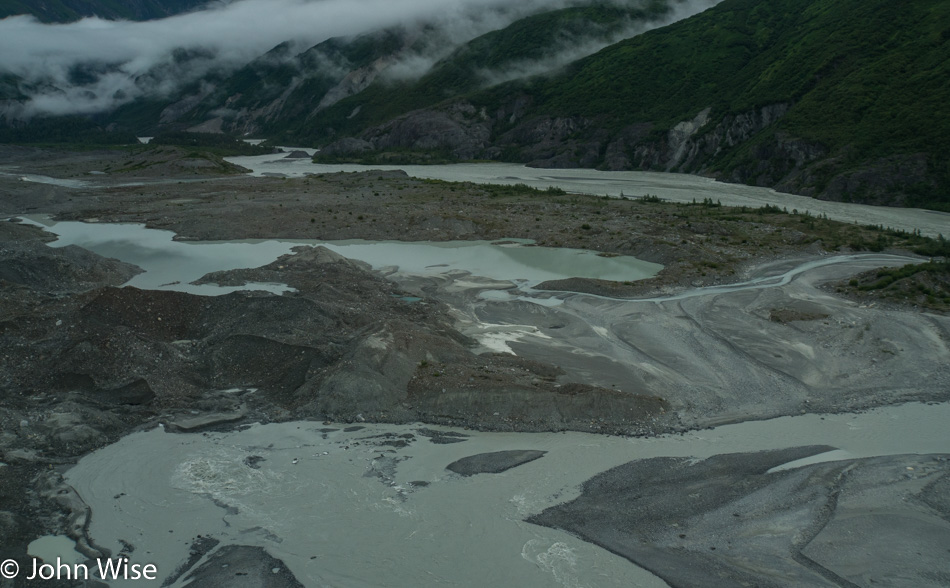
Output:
[
  {"xmin": 3, "ymin": 145, "xmax": 945, "ymax": 305},
  {"xmin": 0, "ymin": 146, "xmax": 948, "ymax": 587},
  {"xmin": 177, "ymin": 545, "xmax": 304, "ymax": 588},
  {"xmin": 835, "ymin": 260, "xmax": 950, "ymax": 313},
  {"xmin": 0, "ymin": 210, "xmax": 670, "ymax": 584},
  {"xmin": 0, "ymin": 144, "xmax": 249, "ymax": 180}
]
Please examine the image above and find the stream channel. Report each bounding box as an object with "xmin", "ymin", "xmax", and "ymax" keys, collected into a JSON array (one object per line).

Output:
[
  {"xmin": 18, "ymin": 214, "xmax": 950, "ymax": 587},
  {"xmin": 226, "ymin": 154, "xmax": 950, "ymax": 239}
]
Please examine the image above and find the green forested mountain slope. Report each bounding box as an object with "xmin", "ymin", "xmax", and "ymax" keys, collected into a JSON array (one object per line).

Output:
[
  {"xmin": 526, "ymin": 0, "xmax": 950, "ymax": 162},
  {"xmin": 506, "ymin": 0, "xmax": 950, "ymax": 207},
  {"xmin": 4, "ymin": 0, "xmax": 949, "ymax": 208},
  {"xmin": 317, "ymin": 0, "xmax": 950, "ymax": 209},
  {"xmin": 291, "ymin": 0, "xmax": 683, "ymax": 143},
  {"xmin": 109, "ymin": 1, "xmax": 686, "ymax": 141}
]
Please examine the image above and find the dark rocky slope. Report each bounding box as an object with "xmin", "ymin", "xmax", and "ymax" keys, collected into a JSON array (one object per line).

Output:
[{"xmin": 0, "ymin": 218, "xmax": 672, "ymax": 581}]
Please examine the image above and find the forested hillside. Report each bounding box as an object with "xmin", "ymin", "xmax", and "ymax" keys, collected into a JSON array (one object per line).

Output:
[
  {"xmin": 3, "ymin": 0, "xmax": 948, "ymax": 209},
  {"xmin": 315, "ymin": 0, "xmax": 950, "ymax": 209}
]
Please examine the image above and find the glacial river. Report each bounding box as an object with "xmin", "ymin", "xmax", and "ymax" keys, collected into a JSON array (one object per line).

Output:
[
  {"xmin": 227, "ymin": 153, "xmax": 950, "ymax": 239},
  {"xmin": 16, "ymin": 160, "xmax": 950, "ymax": 586},
  {"xmin": 5, "ymin": 153, "xmax": 947, "ymax": 238},
  {"xmin": 19, "ymin": 215, "xmax": 950, "ymax": 587},
  {"xmin": 63, "ymin": 404, "xmax": 950, "ymax": 588}
]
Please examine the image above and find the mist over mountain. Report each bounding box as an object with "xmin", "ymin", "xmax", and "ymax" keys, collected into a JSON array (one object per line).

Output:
[
  {"xmin": 113, "ymin": 0, "xmax": 716, "ymax": 139},
  {"xmin": 0, "ymin": 0, "xmax": 642, "ymax": 120},
  {"xmin": 1, "ymin": 0, "xmax": 948, "ymax": 209},
  {"xmin": 310, "ymin": 0, "xmax": 950, "ymax": 210}
]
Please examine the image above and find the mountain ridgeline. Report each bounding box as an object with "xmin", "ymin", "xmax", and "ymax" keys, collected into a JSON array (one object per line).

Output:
[
  {"xmin": 2, "ymin": 0, "xmax": 949, "ymax": 210},
  {"xmin": 107, "ymin": 0, "xmax": 685, "ymax": 139},
  {"xmin": 312, "ymin": 0, "xmax": 950, "ymax": 210}
]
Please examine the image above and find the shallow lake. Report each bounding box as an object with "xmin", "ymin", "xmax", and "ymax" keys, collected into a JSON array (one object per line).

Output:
[{"xmin": 22, "ymin": 216, "xmax": 662, "ymax": 296}]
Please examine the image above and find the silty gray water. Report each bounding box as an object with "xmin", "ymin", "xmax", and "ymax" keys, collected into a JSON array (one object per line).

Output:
[
  {"xmin": 226, "ymin": 155, "xmax": 950, "ymax": 239},
  {"xmin": 21, "ymin": 216, "xmax": 662, "ymax": 296},
  {"xmin": 65, "ymin": 402, "xmax": 950, "ymax": 587}
]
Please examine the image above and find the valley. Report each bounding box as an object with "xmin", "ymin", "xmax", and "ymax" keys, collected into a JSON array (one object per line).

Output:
[
  {"xmin": 0, "ymin": 146, "xmax": 948, "ymax": 586},
  {"xmin": 2, "ymin": 0, "xmax": 950, "ymax": 585}
]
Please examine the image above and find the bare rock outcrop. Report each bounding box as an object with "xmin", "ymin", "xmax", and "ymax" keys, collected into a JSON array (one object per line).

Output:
[{"xmin": 322, "ymin": 102, "xmax": 493, "ymax": 160}]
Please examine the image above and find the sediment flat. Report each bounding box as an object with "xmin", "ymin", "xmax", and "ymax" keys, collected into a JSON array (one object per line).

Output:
[{"xmin": 1, "ymin": 146, "xmax": 948, "ymax": 587}]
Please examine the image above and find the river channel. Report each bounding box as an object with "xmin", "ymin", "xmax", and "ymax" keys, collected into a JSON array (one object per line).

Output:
[
  {"xmin": 14, "ymin": 156, "xmax": 950, "ymax": 586},
  {"xmin": 64, "ymin": 403, "xmax": 950, "ymax": 588},
  {"xmin": 21, "ymin": 216, "xmax": 662, "ymax": 296},
  {"xmin": 226, "ymin": 153, "xmax": 950, "ymax": 239},
  {"xmin": 18, "ymin": 212, "xmax": 950, "ymax": 587}
]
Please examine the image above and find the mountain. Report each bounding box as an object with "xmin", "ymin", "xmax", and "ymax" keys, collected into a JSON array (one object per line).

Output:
[
  {"xmin": 0, "ymin": 0, "xmax": 714, "ymax": 138},
  {"xmin": 108, "ymin": 0, "xmax": 692, "ymax": 139},
  {"xmin": 0, "ymin": 0, "xmax": 209, "ymax": 22},
  {"xmin": 282, "ymin": 0, "xmax": 686, "ymax": 145},
  {"xmin": 116, "ymin": 24, "xmax": 455, "ymax": 137},
  {"xmin": 2, "ymin": 0, "xmax": 948, "ymax": 210},
  {"xmin": 314, "ymin": 0, "xmax": 950, "ymax": 210}
]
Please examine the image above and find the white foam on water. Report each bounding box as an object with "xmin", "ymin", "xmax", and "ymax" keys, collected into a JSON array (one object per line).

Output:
[
  {"xmin": 27, "ymin": 536, "xmax": 85, "ymax": 566},
  {"xmin": 64, "ymin": 402, "xmax": 950, "ymax": 588},
  {"xmin": 523, "ymin": 540, "xmax": 586, "ymax": 588},
  {"xmin": 471, "ymin": 323, "xmax": 552, "ymax": 355}
]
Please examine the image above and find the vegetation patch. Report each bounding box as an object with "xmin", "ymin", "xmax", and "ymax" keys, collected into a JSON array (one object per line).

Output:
[
  {"xmin": 839, "ymin": 262, "xmax": 950, "ymax": 313},
  {"xmin": 0, "ymin": 116, "xmax": 138, "ymax": 146},
  {"xmin": 769, "ymin": 309, "xmax": 830, "ymax": 323},
  {"xmin": 149, "ymin": 132, "xmax": 272, "ymax": 157}
]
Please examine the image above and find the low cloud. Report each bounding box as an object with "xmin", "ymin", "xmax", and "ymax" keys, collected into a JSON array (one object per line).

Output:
[
  {"xmin": 478, "ymin": 0, "xmax": 724, "ymax": 87},
  {"xmin": 0, "ymin": 0, "xmax": 573, "ymax": 118},
  {"xmin": 0, "ymin": 0, "xmax": 720, "ymax": 119}
]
